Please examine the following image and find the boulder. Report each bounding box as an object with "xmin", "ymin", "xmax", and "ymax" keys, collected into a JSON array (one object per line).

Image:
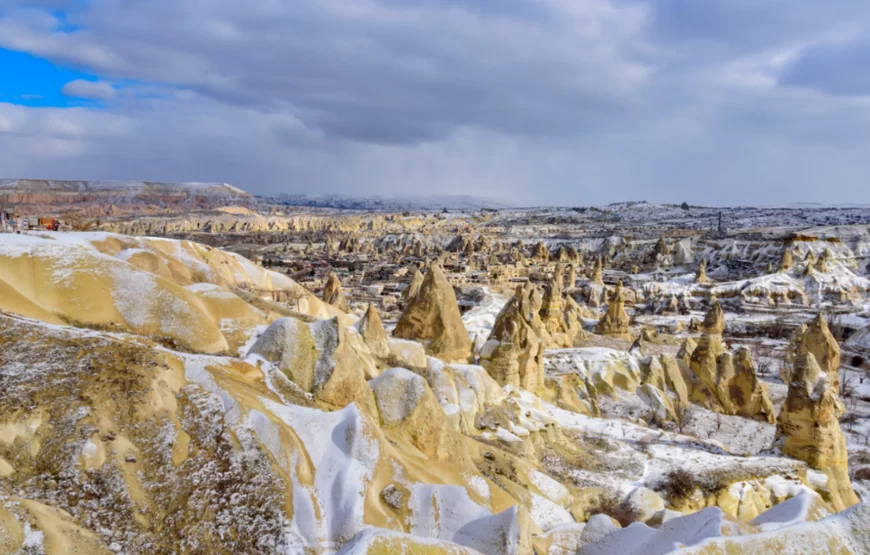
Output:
[
  {"xmin": 624, "ymin": 487, "xmax": 666, "ymax": 523},
  {"xmin": 579, "ymin": 514, "xmax": 620, "ymax": 547},
  {"xmin": 369, "ymin": 368, "xmax": 453, "ymax": 460},
  {"xmin": 388, "ymin": 338, "xmax": 429, "ymax": 371},
  {"xmin": 393, "ymin": 264, "xmax": 472, "ymax": 362}
]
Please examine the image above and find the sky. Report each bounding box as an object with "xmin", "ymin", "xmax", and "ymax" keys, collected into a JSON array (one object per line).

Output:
[{"xmin": 2, "ymin": 1, "xmax": 870, "ymax": 206}]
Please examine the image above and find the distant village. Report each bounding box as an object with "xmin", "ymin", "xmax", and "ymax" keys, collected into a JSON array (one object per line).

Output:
[{"xmin": 1, "ymin": 208, "xmax": 67, "ymax": 233}]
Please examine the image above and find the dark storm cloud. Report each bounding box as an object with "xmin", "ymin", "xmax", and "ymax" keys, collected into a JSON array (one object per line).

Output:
[
  {"xmin": 2, "ymin": 0, "xmax": 870, "ymax": 204},
  {"xmin": 0, "ymin": 0, "xmax": 651, "ymax": 144},
  {"xmin": 779, "ymin": 39, "xmax": 870, "ymax": 96}
]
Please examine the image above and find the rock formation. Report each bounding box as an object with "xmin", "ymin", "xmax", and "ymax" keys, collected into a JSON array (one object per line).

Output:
[
  {"xmin": 358, "ymin": 303, "xmax": 390, "ymax": 360},
  {"xmin": 590, "ymin": 257, "xmax": 604, "ymax": 285},
  {"xmin": 653, "ymin": 237, "xmax": 669, "ymax": 257},
  {"xmin": 532, "ymin": 241, "xmax": 549, "ymax": 263},
  {"xmin": 695, "ymin": 259, "xmax": 709, "ymax": 284},
  {"xmin": 595, "ymin": 281, "xmax": 630, "ymax": 338},
  {"xmin": 797, "ymin": 314, "xmax": 841, "ymax": 391},
  {"xmin": 702, "ymin": 301, "xmax": 726, "ymax": 334},
  {"xmin": 404, "ymin": 269, "xmax": 425, "ymax": 302},
  {"xmin": 567, "ymin": 265, "xmax": 577, "ymax": 289},
  {"xmin": 688, "ymin": 307, "xmax": 775, "ymax": 422},
  {"xmin": 483, "ymin": 284, "xmax": 547, "ymax": 391},
  {"xmin": 673, "ymin": 239, "xmax": 694, "ymax": 265},
  {"xmin": 370, "ymin": 368, "xmax": 455, "ymax": 461},
  {"xmin": 322, "ymin": 272, "xmax": 350, "ymax": 312},
  {"xmin": 816, "ymin": 249, "xmax": 831, "ymax": 273},
  {"xmin": 779, "ymin": 248, "xmax": 794, "ymax": 272},
  {"xmin": 688, "ymin": 303, "xmax": 728, "ymax": 410},
  {"xmin": 777, "ymin": 353, "xmax": 858, "ymax": 511},
  {"xmin": 248, "ymin": 316, "xmax": 377, "ymax": 413},
  {"xmin": 540, "ymin": 265, "xmax": 566, "ymax": 338},
  {"xmin": 677, "ymin": 337, "xmax": 697, "ymax": 368},
  {"xmin": 730, "ymin": 347, "xmax": 776, "ymax": 423},
  {"xmin": 393, "ymin": 264, "xmax": 472, "ymax": 361}
]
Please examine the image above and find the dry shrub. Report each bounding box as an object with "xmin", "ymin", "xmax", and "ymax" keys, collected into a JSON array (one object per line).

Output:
[
  {"xmin": 661, "ymin": 468, "xmax": 697, "ymax": 503},
  {"xmin": 589, "ymin": 491, "xmax": 641, "ymax": 527}
]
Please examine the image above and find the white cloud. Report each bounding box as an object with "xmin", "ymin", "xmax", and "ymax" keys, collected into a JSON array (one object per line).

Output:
[{"xmin": 61, "ymin": 79, "xmax": 115, "ymax": 100}]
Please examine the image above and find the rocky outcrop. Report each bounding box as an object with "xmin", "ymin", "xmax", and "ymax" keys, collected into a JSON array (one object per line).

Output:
[
  {"xmin": 247, "ymin": 316, "xmax": 377, "ymax": 413},
  {"xmin": 322, "ymin": 272, "xmax": 350, "ymax": 312},
  {"xmin": 702, "ymin": 301, "xmax": 726, "ymax": 334},
  {"xmin": 816, "ymin": 249, "xmax": 831, "ymax": 273},
  {"xmin": 590, "ymin": 257, "xmax": 604, "ymax": 285},
  {"xmin": 404, "ymin": 269, "xmax": 425, "ymax": 302},
  {"xmin": 779, "ymin": 248, "xmax": 794, "ymax": 272},
  {"xmin": 357, "ymin": 303, "xmax": 390, "ymax": 360},
  {"xmin": 482, "ymin": 285, "xmax": 546, "ymax": 391},
  {"xmin": 567, "ymin": 265, "xmax": 577, "ymax": 289},
  {"xmin": 393, "ymin": 264, "xmax": 472, "ymax": 362},
  {"xmin": 797, "ymin": 314, "xmax": 841, "ymax": 391},
  {"xmin": 677, "ymin": 337, "xmax": 697, "ymax": 367},
  {"xmin": 369, "ymin": 368, "xmax": 456, "ymax": 461},
  {"xmin": 729, "ymin": 348, "xmax": 776, "ymax": 423},
  {"xmin": 540, "ymin": 265, "xmax": 566, "ymax": 338},
  {"xmin": 673, "ymin": 239, "xmax": 694, "ymax": 265},
  {"xmin": 532, "ymin": 241, "xmax": 549, "ymax": 262},
  {"xmin": 777, "ymin": 353, "xmax": 858, "ymax": 511},
  {"xmin": 595, "ymin": 282, "xmax": 630, "ymax": 338},
  {"xmin": 653, "ymin": 237, "xmax": 669, "ymax": 257},
  {"xmin": 688, "ymin": 331, "xmax": 726, "ymax": 410},
  {"xmin": 695, "ymin": 259, "xmax": 709, "ymax": 284},
  {"xmin": 685, "ymin": 306, "xmax": 773, "ymax": 422}
]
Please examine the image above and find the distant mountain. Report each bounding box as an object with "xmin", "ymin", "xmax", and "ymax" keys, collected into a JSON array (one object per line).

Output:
[
  {"xmin": 262, "ymin": 193, "xmax": 512, "ymax": 211},
  {"xmin": 0, "ymin": 179, "xmax": 254, "ymax": 216}
]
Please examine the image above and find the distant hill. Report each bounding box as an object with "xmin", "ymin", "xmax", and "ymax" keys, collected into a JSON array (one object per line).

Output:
[
  {"xmin": 0, "ymin": 179, "xmax": 254, "ymax": 217},
  {"xmin": 263, "ymin": 193, "xmax": 512, "ymax": 211}
]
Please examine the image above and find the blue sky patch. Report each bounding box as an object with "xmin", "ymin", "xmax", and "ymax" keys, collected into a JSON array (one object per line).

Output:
[{"xmin": 0, "ymin": 48, "xmax": 106, "ymax": 108}]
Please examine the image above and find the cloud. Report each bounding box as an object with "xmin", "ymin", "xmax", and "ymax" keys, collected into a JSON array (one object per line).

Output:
[
  {"xmin": 61, "ymin": 79, "xmax": 115, "ymax": 100},
  {"xmin": 1, "ymin": 0, "xmax": 870, "ymax": 204}
]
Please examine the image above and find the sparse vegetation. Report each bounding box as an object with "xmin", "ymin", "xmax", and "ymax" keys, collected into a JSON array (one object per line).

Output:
[
  {"xmin": 660, "ymin": 468, "xmax": 698, "ymax": 503},
  {"xmin": 674, "ymin": 402, "xmax": 695, "ymax": 434},
  {"xmin": 589, "ymin": 491, "xmax": 642, "ymax": 527}
]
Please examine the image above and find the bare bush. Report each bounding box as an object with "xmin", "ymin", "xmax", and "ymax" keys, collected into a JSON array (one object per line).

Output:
[
  {"xmin": 589, "ymin": 491, "xmax": 642, "ymax": 527},
  {"xmin": 674, "ymin": 403, "xmax": 695, "ymax": 434},
  {"xmin": 840, "ymin": 370, "xmax": 857, "ymax": 400},
  {"xmin": 827, "ymin": 313, "xmax": 846, "ymax": 342},
  {"xmin": 660, "ymin": 468, "xmax": 698, "ymax": 504}
]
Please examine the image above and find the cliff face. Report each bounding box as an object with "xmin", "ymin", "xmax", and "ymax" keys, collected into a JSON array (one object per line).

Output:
[{"xmin": 0, "ymin": 179, "xmax": 254, "ymax": 216}]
